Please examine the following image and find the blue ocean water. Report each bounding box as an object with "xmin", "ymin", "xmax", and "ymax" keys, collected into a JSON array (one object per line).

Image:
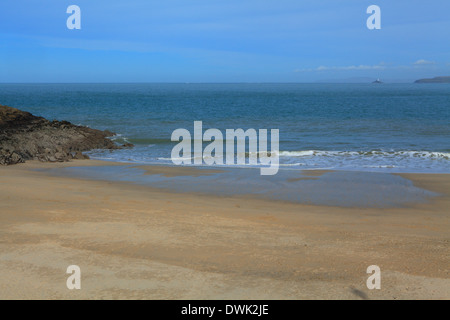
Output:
[{"xmin": 1, "ymin": 83, "xmax": 449, "ymax": 173}]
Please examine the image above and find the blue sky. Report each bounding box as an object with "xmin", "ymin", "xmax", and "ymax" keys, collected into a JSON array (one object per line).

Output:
[{"xmin": 1, "ymin": 0, "xmax": 449, "ymax": 82}]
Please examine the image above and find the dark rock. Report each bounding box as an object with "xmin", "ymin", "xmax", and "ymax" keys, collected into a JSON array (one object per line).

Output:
[
  {"xmin": 72, "ymin": 151, "xmax": 89, "ymax": 160},
  {"xmin": 10, "ymin": 152, "xmax": 23, "ymax": 164},
  {"xmin": 0, "ymin": 104, "xmax": 130, "ymax": 165},
  {"xmin": 122, "ymin": 143, "xmax": 134, "ymax": 148},
  {"xmin": 0, "ymin": 150, "xmax": 24, "ymax": 165},
  {"xmin": 54, "ymin": 152, "xmax": 68, "ymax": 162}
]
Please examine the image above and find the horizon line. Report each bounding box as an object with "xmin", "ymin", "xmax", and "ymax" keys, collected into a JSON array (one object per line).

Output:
[{"xmin": 0, "ymin": 81, "xmax": 435, "ymax": 85}]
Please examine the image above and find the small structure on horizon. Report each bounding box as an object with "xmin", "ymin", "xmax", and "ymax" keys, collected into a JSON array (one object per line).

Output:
[{"xmin": 372, "ymin": 78, "xmax": 383, "ymax": 84}]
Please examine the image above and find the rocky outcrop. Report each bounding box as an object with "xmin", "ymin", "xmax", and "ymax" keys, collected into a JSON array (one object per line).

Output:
[{"xmin": 0, "ymin": 104, "xmax": 131, "ymax": 165}]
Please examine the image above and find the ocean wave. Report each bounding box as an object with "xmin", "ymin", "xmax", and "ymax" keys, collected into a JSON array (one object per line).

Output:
[
  {"xmin": 157, "ymin": 150, "xmax": 450, "ymax": 161},
  {"xmin": 110, "ymin": 133, "xmax": 131, "ymax": 143},
  {"xmin": 89, "ymin": 147, "xmax": 450, "ymax": 173},
  {"xmin": 363, "ymin": 165, "xmax": 399, "ymax": 168},
  {"xmin": 277, "ymin": 150, "xmax": 450, "ymax": 159}
]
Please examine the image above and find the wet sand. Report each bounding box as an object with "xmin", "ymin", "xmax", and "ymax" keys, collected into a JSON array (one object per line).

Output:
[
  {"xmin": 0, "ymin": 160, "xmax": 448, "ymax": 299},
  {"xmin": 137, "ymin": 165, "xmax": 224, "ymax": 177}
]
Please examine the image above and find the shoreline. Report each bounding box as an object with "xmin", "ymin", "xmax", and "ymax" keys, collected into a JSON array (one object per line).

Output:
[
  {"xmin": 0, "ymin": 160, "xmax": 449, "ymax": 299},
  {"xmin": 31, "ymin": 160, "xmax": 448, "ymax": 209}
]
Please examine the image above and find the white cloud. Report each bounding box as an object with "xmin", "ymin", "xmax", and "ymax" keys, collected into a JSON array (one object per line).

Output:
[
  {"xmin": 413, "ymin": 59, "xmax": 436, "ymax": 65},
  {"xmin": 295, "ymin": 60, "xmax": 445, "ymax": 73},
  {"xmin": 296, "ymin": 64, "xmax": 386, "ymax": 72}
]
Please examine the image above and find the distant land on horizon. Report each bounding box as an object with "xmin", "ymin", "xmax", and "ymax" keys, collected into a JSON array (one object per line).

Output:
[
  {"xmin": 316, "ymin": 76, "xmax": 450, "ymax": 84},
  {"xmin": 315, "ymin": 77, "xmax": 414, "ymax": 84},
  {"xmin": 414, "ymin": 76, "xmax": 450, "ymax": 83}
]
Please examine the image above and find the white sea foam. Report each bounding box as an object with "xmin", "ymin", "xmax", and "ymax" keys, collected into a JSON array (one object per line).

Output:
[
  {"xmin": 90, "ymin": 146, "xmax": 450, "ymax": 174},
  {"xmin": 278, "ymin": 150, "xmax": 316, "ymax": 157},
  {"xmin": 276, "ymin": 150, "xmax": 450, "ymax": 159}
]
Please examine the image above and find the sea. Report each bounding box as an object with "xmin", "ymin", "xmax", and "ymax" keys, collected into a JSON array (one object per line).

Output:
[{"xmin": 1, "ymin": 83, "xmax": 449, "ymax": 173}]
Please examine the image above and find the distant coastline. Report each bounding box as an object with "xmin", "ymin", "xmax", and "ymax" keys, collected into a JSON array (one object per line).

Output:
[{"xmin": 414, "ymin": 76, "xmax": 450, "ymax": 83}]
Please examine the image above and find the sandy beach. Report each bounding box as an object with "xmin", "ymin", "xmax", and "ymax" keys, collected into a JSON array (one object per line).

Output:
[
  {"xmin": 0, "ymin": 160, "xmax": 448, "ymax": 300},
  {"xmin": 2, "ymin": 0, "xmax": 449, "ymax": 304}
]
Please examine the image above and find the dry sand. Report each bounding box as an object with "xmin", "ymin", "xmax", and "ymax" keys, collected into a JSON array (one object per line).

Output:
[{"xmin": 0, "ymin": 160, "xmax": 448, "ymax": 299}]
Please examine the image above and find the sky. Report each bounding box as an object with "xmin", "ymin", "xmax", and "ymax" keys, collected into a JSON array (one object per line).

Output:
[{"xmin": 0, "ymin": 0, "xmax": 449, "ymax": 82}]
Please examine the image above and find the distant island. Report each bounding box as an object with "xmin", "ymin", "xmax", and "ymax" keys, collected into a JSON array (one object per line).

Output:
[
  {"xmin": 372, "ymin": 78, "xmax": 383, "ymax": 84},
  {"xmin": 414, "ymin": 76, "xmax": 450, "ymax": 83}
]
